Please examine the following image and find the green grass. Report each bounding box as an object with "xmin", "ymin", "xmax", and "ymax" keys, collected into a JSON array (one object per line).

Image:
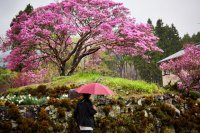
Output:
[{"xmin": 8, "ymin": 72, "xmax": 166, "ymax": 96}]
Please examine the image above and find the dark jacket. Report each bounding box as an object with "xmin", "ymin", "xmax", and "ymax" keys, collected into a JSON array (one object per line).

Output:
[{"xmin": 74, "ymin": 98, "xmax": 97, "ymax": 127}]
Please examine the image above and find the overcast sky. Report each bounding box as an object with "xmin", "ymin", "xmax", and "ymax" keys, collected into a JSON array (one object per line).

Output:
[{"xmin": 0, "ymin": 0, "xmax": 200, "ymax": 37}]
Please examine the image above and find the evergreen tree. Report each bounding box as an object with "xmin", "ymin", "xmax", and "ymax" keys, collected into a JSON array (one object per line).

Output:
[
  {"xmin": 191, "ymin": 32, "xmax": 200, "ymax": 44},
  {"xmin": 155, "ymin": 21, "xmax": 182, "ymax": 59},
  {"xmin": 147, "ymin": 18, "xmax": 153, "ymax": 27},
  {"xmin": 10, "ymin": 4, "xmax": 33, "ymax": 27},
  {"xmin": 181, "ymin": 32, "xmax": 200, "ymax": 46},
  {"xmin": 131, "ymin": 19, "xmax": 182, "ymax": 85}
]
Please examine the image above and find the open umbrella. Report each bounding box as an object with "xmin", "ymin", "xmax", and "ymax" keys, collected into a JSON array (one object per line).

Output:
[{"xmin": 75, "ymin": 83, "xmax": 114, "ymax": 95}]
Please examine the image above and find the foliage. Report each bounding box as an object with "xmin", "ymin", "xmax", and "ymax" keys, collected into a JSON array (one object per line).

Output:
[
  {"xmin": 0, "ymin": 94, "xmax": 47, "ymax": 105},
  {"xmin": 0, "ymin": 68, "xmax": 16, "ymax": 88},
  {"xmin": 101, "ymin": 19, "xmax": 182, "ymax": 84},
  {"xmin": 181, "ymin": 32, "xmax": 200, "ymax": 45},
  {"xmin": 10, "ymin": 4, "xmax": 33, "ymax": 27},
  {"xmin": 54, "ymin": 72, "xmax": 162, "ymax": 94},
  {"xmin": 136, "ymin": 19, "xmax": 182, "ymax": 84},
  {"xmin": 0, "ymin": 68, "xmax": 48, "ymax": 89},
  {"xmin": 131, "ymin": 56, "xmax": 161, "ymax": 83},
  {"xmin": 8, "ymin": 85, "xmax": 71, "ymax": 99},
  {"xmin": 11, "ymin": 69, "xmax": 48, "ymax": 88},
  {"xmin": 102, "ymin": 52, "xmax": 136, "ymax": 78},
  {"xmin": 1, "ymin": 0, "xmax": 161, "ymax": 76},
  {"xmin": 8, "ymin": 72, "xmax": 164, "ymax": 96},
  {"xmin": 101, "ymin": 76, "xmax": 160, "ymax": 93},
  {"xmin": 160, "ymin": 44, "xmax": 200, "ymax": 92},
  {"xmin": 155, "ymin": 20, "xmax": 182, "ymax": 59},
  {"xmin": 189, "ymin": 90, "xmax": 200, "ymax": 100}
]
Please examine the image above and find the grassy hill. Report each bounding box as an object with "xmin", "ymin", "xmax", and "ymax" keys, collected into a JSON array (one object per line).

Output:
[{"xmin": 7, "ymin": 72, "xmax": 167, "ymax": 98}]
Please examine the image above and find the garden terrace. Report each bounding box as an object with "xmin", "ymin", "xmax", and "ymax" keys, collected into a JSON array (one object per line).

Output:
[{"xmin": 0, "ymin": 94, "xmax": 199, "ymax": 132}]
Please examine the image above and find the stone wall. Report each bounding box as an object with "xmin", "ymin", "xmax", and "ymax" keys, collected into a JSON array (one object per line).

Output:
[{"xmin": 0, "ymin": 94, "xmax": 199, "ymax": 133}]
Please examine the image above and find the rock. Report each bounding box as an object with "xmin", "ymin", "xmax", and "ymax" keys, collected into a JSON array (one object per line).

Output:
[
  {"xmin": 19, "ymin": 108, "xmax": 26, "ymax": 113},
  {"xmin": 144, "ymin": 123, "xmax": 155, "ymax": 133},
  {"xmin": 52, "ymin": 114, "xmax": 57, "ymax": 119},
  {"xmin": 112, "ymin": 105, "xmax": 121, "ymax": 114},
  {"xmin": 24, "ymin": 111, "xmax": 34, "ymax": 118},
  {"xmin": 97, "ymin": 97, "xmax": 109, "ymax": 106},
  {"xmin": 11, "ymin": 120, "xmax": 17, "ymax": 128},
  {"xmin": 161, "ymin": 126, "xmax": 175, "ymax": 133},
  {"xmin": 156, "ymin": 95, "xmax": 164, "ymax": 101},
  {"xmin": 155, "ymin": 117, "xmax": 161, "ymax": 133},
  {"xmin": 144, "ymin": 110, "xmax": 148, "ymax": 117},
  {"xmin": 165, "ymin": 98, "xmax": 173, "ymax": 104},
  {"xmin": 184, "ymin": 104, "xmax": 189, "ymax": 110},
  {"xmin": 191, "ymin": 129, "xmax": 199, "ymax": 133},
  {"xmin": 165, "ymin": 103, "xmax": 180, "ymax": 115},
  {"xmin": 49, "ymin": 127, "xmax": 53, "ymax": 132},
  {"xmin": 66, "ymin": 112, "xmax": 72, "ymax": 117},
  {"xmin": 148, "ymin": 112, "xmax": 154, "ymax": 119},
  {"xmin": 138, "ymin": 98, "xmax": 143, "ymax": 106},
  {"xmin": 45, "ymin": 106, "xmax": 50, "ymax": 111},
  {"xmin": 163, "ymin": 94, "xmax": 172, "ymax": 100},
  {"xmin": 180, "ymin": 107, "xmax": 185, "ymax": 114},
  {"xmin": 125, "ymin": 99, "xmax": 132, "ymax": 106},
  {"xmin": 173, "ymin": 95, "xmax": 182, "ymax": 104},
  {"xmin": 197, "ymin": 98, "xmax": 200, "ymax": 102}
]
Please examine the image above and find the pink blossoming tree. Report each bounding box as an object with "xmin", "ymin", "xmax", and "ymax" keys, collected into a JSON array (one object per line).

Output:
[
  {"xmin": 160, "ymin": 44, "xmax": 200, "ymax": 92},
  {"xmin": 1, "ymin": 0, "xmax": 162, "ymax": 76},
  {"xmin": 12, "ymin": 69, "xmax": 48, "ymax": 87}
]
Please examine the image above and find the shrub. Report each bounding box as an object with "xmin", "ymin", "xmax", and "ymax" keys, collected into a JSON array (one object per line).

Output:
[
  {"xmin": 38, "ymin": 108, "xmax": 48, "ymax": 121},
  {"xmin": 0, "ymin": 68, "xmax": 16, "ymax": 90},
  {"xmin": 103, "ymin": 105, "xmax": 112, "ymax": 116},
  {"xmin": 16, "ymin": 117, "xmax": 37, "ymax": 132},
  {"xmin": 6, "ymin": 102, "xmax": 21, "ymax": 120},
  {"xmin": 12, "ymin": 69, "xmax": 48, "ymax": 88},
  {"xmin": 0, "ymin": 120, "xmax": 12, "ymax": 132},
  {"xmin": 57, "ymin": 107, "xmax": 66, "ymax": 118}
]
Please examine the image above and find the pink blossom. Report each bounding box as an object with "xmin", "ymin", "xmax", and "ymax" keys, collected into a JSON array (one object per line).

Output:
[
  {"xmin": 160, "ymin": 44, "xmax": 200, "ymax": 91},
  {"xmin": 0, "ymin": 0, "xmax": 162, "ymax": 76}
]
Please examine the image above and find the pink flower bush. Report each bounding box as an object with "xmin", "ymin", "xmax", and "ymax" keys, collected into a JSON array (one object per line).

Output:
[
  {"xmin": 1, "ymin": 0, "xmax": 162, "ymax": 75},
  {"xmin": 160, "ymin": 44, "xmax": 200, "ymax": 91},
  {"xmin": 12, "ymin": 69, "xmax": 47, "ymax": 87}
]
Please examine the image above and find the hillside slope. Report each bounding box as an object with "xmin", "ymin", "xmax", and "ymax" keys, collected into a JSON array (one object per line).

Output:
[{"xmin": 8, "ymin": 72, "xmax": 166, "ymax": 97}]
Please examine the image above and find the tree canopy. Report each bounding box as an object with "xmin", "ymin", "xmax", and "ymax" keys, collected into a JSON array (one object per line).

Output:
[{"xmin": 1, "ymin": 0, "xmax": 161, "ymax": 76}]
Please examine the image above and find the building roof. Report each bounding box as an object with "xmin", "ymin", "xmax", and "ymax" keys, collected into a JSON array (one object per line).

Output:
[
  {"xmin": 158, "ymin": 43, "xmax": 200, "ymax": 63},
  {"xmin": 158, "ymin": 50, "xmax": 184, "ymax": 63}
]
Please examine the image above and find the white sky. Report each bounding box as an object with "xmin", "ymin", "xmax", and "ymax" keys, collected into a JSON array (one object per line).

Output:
[{"xmin": 0, "ymin": 0, "xmax": 200, "ymax": 37}]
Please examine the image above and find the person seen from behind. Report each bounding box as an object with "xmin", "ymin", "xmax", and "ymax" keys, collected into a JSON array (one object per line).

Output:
[{"xmin": 74, "ymin": 94, "xmax": 97, "ymax": 133}]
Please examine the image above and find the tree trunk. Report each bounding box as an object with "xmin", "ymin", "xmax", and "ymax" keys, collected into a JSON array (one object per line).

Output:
[
  {"xmin": 119, "ymin": 62, "xmax": 124, "ymax": 78},
  {"xmin": 67, "ymin": 57, "xmax": 82, "ymax": 76},
  {"xmin": 60, "ymin": 62, "xmax": 66, "ymax": 76},
  {"xmin": 67, "ymin": 65, "xmax": 77, "ymax": 76}
]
